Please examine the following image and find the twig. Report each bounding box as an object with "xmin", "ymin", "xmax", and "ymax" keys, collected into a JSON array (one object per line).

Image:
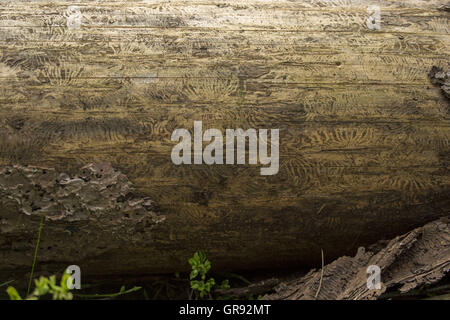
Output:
[
  {"xmin": 0, "ymin": 280, "xmax": 14, "ymax": 288},
  {"xmin": 315, "ymin": 249, "xmax": 324, "ymax": 299},
  {"xmin": 74, "ymin": 286, "xmax": 141, "ymax": 299}
]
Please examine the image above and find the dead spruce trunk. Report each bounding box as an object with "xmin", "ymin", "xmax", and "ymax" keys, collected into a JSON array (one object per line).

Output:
[{"xmin": 0, "ymin": 0, "xmax": 449, "ymax": 278}]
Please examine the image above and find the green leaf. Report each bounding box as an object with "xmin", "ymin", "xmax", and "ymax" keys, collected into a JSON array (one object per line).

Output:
[
  {"xmin": 7, "ymin": 287, "xmax": 22, "ymax": 300},
  {"xmin": 220, "ymin": 280, "xmax": 230, "ymax": 290},
  {"xmin": 190, "ymin": 270, "xmax": 198, "ymax": 280}
]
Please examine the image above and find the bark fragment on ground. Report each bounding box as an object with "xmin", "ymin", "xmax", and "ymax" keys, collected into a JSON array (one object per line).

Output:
[{"xmin": 262, "ymin": 218, "xmax": 450, "ymax": 300}]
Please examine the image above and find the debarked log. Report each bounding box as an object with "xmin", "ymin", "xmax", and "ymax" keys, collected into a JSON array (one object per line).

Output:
[{"xmin": 0, "ymin": 0, "xmax": 449, "ymax": 279}]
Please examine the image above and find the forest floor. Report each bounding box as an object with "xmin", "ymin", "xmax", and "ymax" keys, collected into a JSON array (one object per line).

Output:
[{"xmin": 2, "ymin": 218, "xmax": 447, "ymax": 300}]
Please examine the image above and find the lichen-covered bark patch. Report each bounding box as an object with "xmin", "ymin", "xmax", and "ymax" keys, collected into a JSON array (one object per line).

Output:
[{"xmin": 0, "ymin": 162, "xmax": 165, "ymax": 241}]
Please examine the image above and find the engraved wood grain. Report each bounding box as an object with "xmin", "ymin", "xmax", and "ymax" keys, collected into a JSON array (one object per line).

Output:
[{"xmin": 0, "ymin": 0, "xmax": 449, "ymax": 274}]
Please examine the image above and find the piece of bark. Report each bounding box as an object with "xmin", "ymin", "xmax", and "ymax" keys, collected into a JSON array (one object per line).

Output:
[
  {"xmin": 429, "ymin": 66, "xmax": 450, "ymax": 99},
  {"xmin": 264, "ymin": 218, "xmax": 450, "ymax": 300},
  {"xmin": 0, "ymin": 163, "xmax": 165, "ymax": 277}
]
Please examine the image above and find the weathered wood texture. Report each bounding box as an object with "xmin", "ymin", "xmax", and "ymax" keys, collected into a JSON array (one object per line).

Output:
[{"xmin": 0, "ymin": 0, "xmax": 449, "ymax": 277}]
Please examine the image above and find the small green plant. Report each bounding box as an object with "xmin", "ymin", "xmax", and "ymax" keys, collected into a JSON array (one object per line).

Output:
[
  {"xmin": 188, "ymin": 250, "xmax": 229, "ymax": 299},
  {"xmin": 7, "ymin": 271, "xmax": 73, "ymax": 300},
  {"xmin": 5, "ymin": 213, "xmax": 142, "ymax": 301}
]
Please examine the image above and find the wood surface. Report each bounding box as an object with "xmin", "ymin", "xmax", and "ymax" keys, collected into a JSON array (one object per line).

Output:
[{"xmin": 0, "ymin": 0, "xmax": 449, "ymax": 276}]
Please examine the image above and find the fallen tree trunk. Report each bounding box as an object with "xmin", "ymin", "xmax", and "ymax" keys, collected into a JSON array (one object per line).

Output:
[{"xmin": 0, "ymin": 0, "xmax": 449, "ymax": 279}]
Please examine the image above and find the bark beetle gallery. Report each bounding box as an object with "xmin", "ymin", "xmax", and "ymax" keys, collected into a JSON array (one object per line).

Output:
[
  {"xmin": 0, "ymin": 0, "xmax": 449, "ymax": 300},
  {"xmin": 170, "ymin": 121, "xmax": 279, "ymax": 175}
]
